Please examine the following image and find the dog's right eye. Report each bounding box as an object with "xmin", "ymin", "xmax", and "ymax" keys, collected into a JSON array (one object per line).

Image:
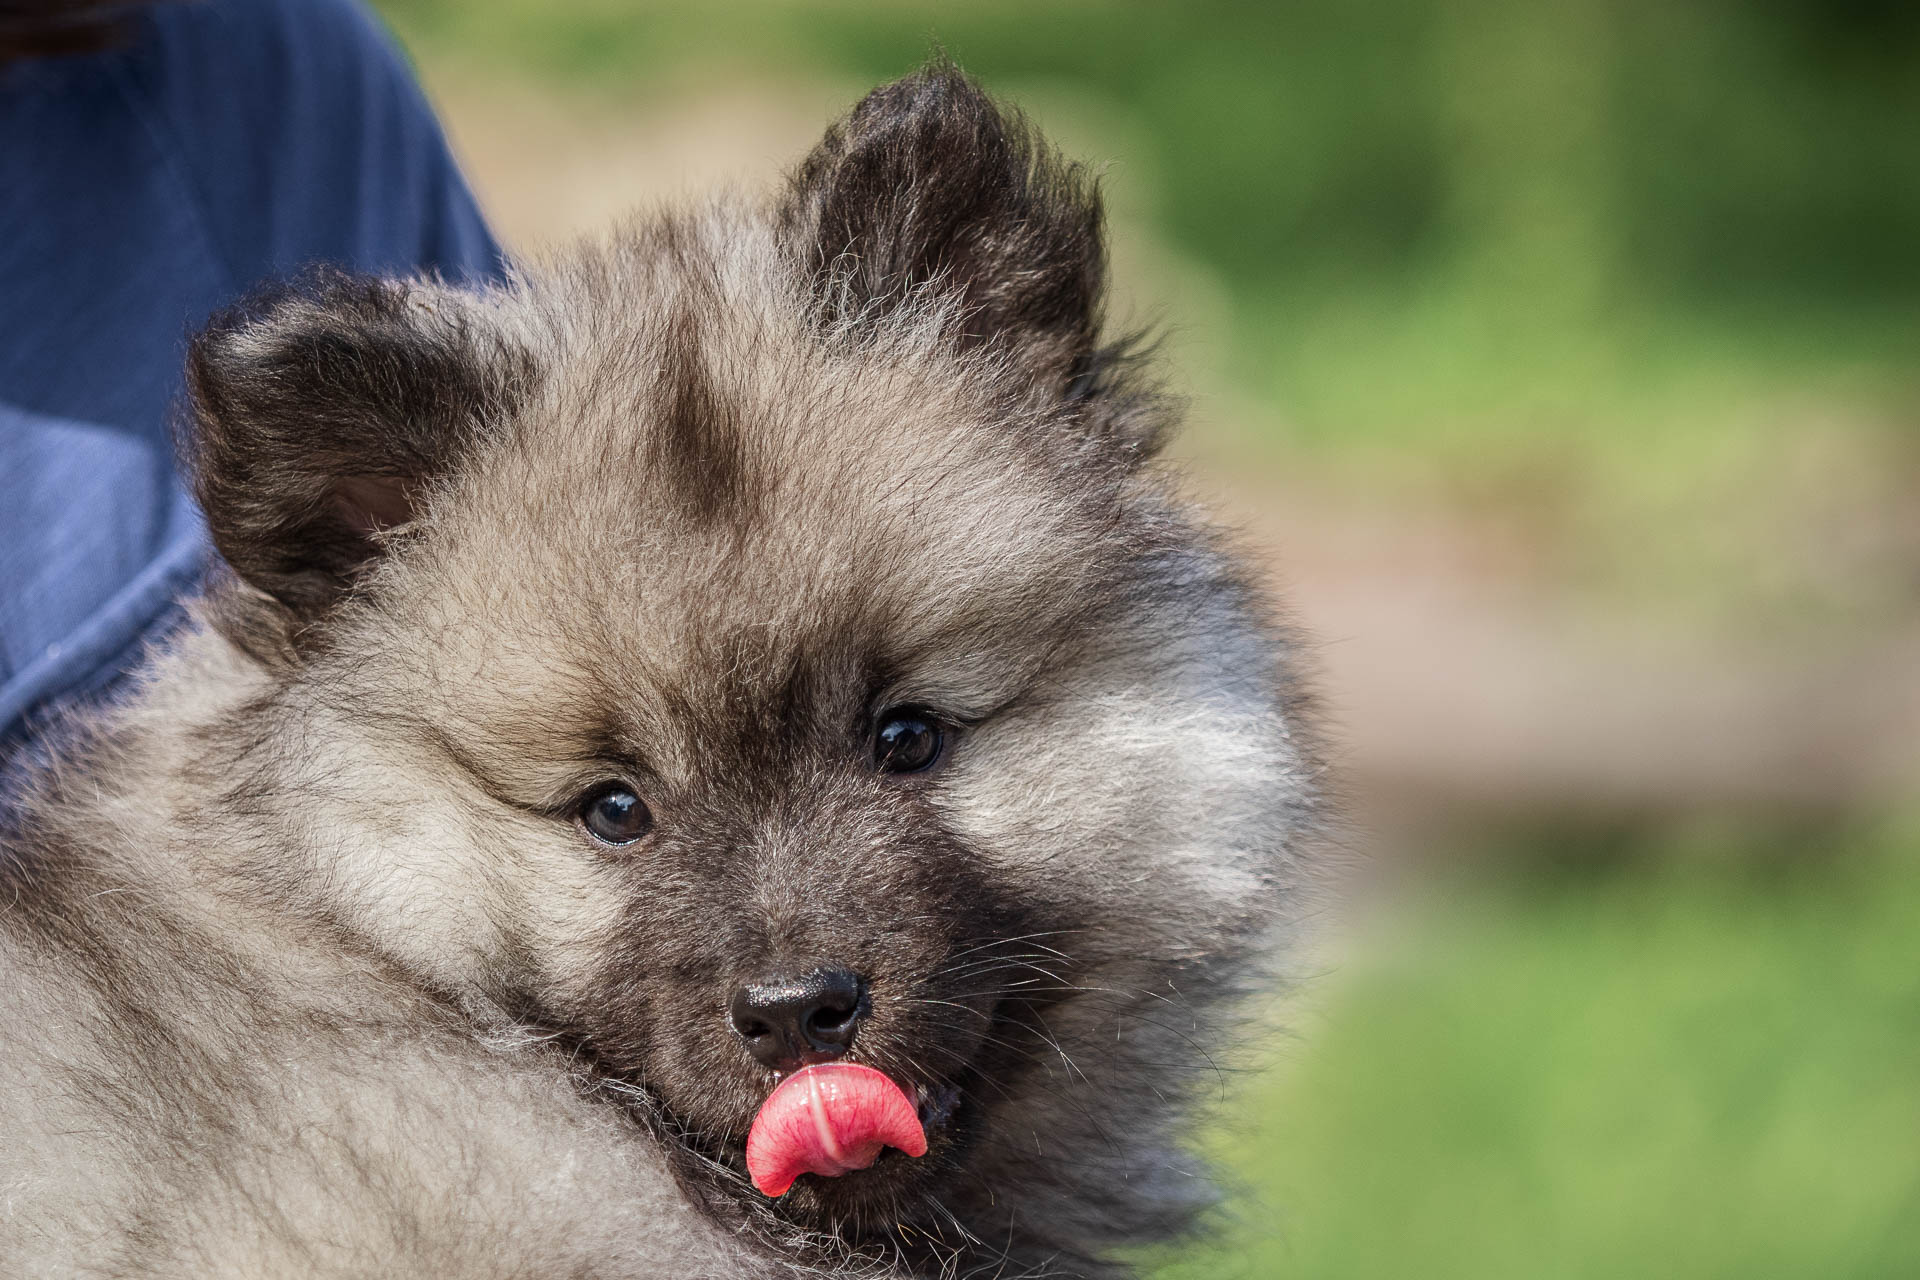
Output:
[{"xmin": 577, "ymin": 784, "xmax": 652, "ymax": 845}]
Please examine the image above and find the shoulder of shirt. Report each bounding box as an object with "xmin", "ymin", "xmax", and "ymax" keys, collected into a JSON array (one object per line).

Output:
[
  {"xmin": 135, "ymin": 0, "xmax": 416, "ymax": 103},
  {"xmin": 109, "ymin": 0, "xmax": 496, "ymax": 286}
]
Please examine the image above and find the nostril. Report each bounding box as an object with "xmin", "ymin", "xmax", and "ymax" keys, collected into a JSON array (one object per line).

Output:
[
  {"xmin": 806, "ymin": 1001, "xmax": 856, "ymax": 1036},
  {"xmin": 728, "ymin": 986, "xmax": 780, "ymax": 1045}
]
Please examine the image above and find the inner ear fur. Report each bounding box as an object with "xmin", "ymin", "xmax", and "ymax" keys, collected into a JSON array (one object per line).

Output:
[
  {"xmin": 182, "ymin": 269, "xmax": 532, "ymax": 618},
  {"xmin": 780, "ymin": 62, "xmax": 1168, "ymax": 456}
]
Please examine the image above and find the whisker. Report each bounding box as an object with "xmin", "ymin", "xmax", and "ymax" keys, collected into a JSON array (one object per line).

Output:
[{"xmin": 937, "ymin": 930, "xmax": 1083, "ymax": 965}]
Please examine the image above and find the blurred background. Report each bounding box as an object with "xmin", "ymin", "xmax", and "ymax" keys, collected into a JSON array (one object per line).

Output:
[{"xmin": 370, "ymin": 2, "xmax": 1920, "ymax": 1274}]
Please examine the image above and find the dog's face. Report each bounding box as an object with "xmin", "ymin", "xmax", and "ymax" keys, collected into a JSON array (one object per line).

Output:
[{"xmin": 183, "ymin": 67, "xmax": 1314, "ymax": 1255}]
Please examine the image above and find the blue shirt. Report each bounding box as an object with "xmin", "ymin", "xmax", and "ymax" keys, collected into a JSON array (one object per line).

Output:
[{"xmin": 0, "ymin": 0, "xmax": 501, "ymax": 749}]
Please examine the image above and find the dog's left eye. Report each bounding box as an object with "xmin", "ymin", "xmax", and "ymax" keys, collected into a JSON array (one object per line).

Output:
[
  {"xmin": 578, "ymin": 784, "xmax": 652, "ymax": 845},
  {"xmin": 874, "ymin": 708, "xmax": 944, "ymax": 774}
]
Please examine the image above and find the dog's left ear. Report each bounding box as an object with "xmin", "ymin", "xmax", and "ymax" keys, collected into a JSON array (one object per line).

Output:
[{"xmin": 782, "ymin": 63, "xmax": 1162, "ymax": 451}]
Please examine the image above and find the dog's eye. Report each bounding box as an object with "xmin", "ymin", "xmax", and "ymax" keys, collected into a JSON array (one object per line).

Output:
[
  {"xmin": 873, "ymin": 709, "xmax": 944, "ymax": 774},
  {"xmin": 578, "ymin": 784, "xmax": 652, "ymax": 845}
]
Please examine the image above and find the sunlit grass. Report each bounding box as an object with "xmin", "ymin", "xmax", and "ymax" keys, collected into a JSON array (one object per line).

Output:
[{"xmin": 1152, "ymin": 826, "xmax": 1920, "ymax": 1279}]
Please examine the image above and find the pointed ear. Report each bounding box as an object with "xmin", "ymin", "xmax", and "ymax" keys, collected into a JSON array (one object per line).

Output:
[
  {"xmin": 182, "ymin": 269, "xmax": 532, "ymax": 618},
  {"xmin": 780, "ymin": 63, "xmax": 1113, "ymax": 388}
]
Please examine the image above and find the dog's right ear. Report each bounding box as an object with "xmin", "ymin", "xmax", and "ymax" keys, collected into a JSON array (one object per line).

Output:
[{"xmin": 183, "ymin": 270, "xmax": 532, "ymax": 621}]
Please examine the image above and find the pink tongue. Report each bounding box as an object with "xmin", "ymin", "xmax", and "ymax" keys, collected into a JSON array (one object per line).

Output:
[{"xmin": 745, "ymin": 1062, "xmax": 927, "ymax": 1197}]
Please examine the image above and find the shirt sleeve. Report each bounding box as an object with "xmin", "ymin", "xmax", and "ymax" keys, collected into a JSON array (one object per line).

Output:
[
  {"xmin": 0, "ymin": 0, "xmax": 503, "ymax": 752},
  {"xmin": 120, "ymin": 0, "xmax": 503, "ymax": 288}
]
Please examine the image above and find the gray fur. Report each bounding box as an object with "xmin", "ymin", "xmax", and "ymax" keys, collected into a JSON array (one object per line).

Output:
[{"xmin": 0, "ymin": 66, "xmax": 1323, "ymax": 1279}]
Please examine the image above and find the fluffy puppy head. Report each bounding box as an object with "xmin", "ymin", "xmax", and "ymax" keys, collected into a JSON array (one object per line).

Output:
[{"xmin": 180, "ymin": 64, "xmax": 1319, "ymax": 1276}]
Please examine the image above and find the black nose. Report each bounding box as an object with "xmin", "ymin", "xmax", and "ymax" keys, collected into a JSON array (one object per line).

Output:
[{"xmin": 729, "ymin": 968, "xmax": 869, "ymax": 1071}]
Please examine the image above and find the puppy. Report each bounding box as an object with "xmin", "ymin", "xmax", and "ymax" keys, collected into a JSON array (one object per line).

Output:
[{"xmin": 0, "ymin": 65, "xmax": 1322, "ymax": 1279}]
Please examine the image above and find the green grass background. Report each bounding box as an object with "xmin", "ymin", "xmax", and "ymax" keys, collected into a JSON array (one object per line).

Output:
[
  {"xmin": 370, "ymin": 3, "xmax": 1920, "ymax": 1273},
  {"xmin": 1154, "ymin": 827, "xmax": 1920, "ymax": 1279}
]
